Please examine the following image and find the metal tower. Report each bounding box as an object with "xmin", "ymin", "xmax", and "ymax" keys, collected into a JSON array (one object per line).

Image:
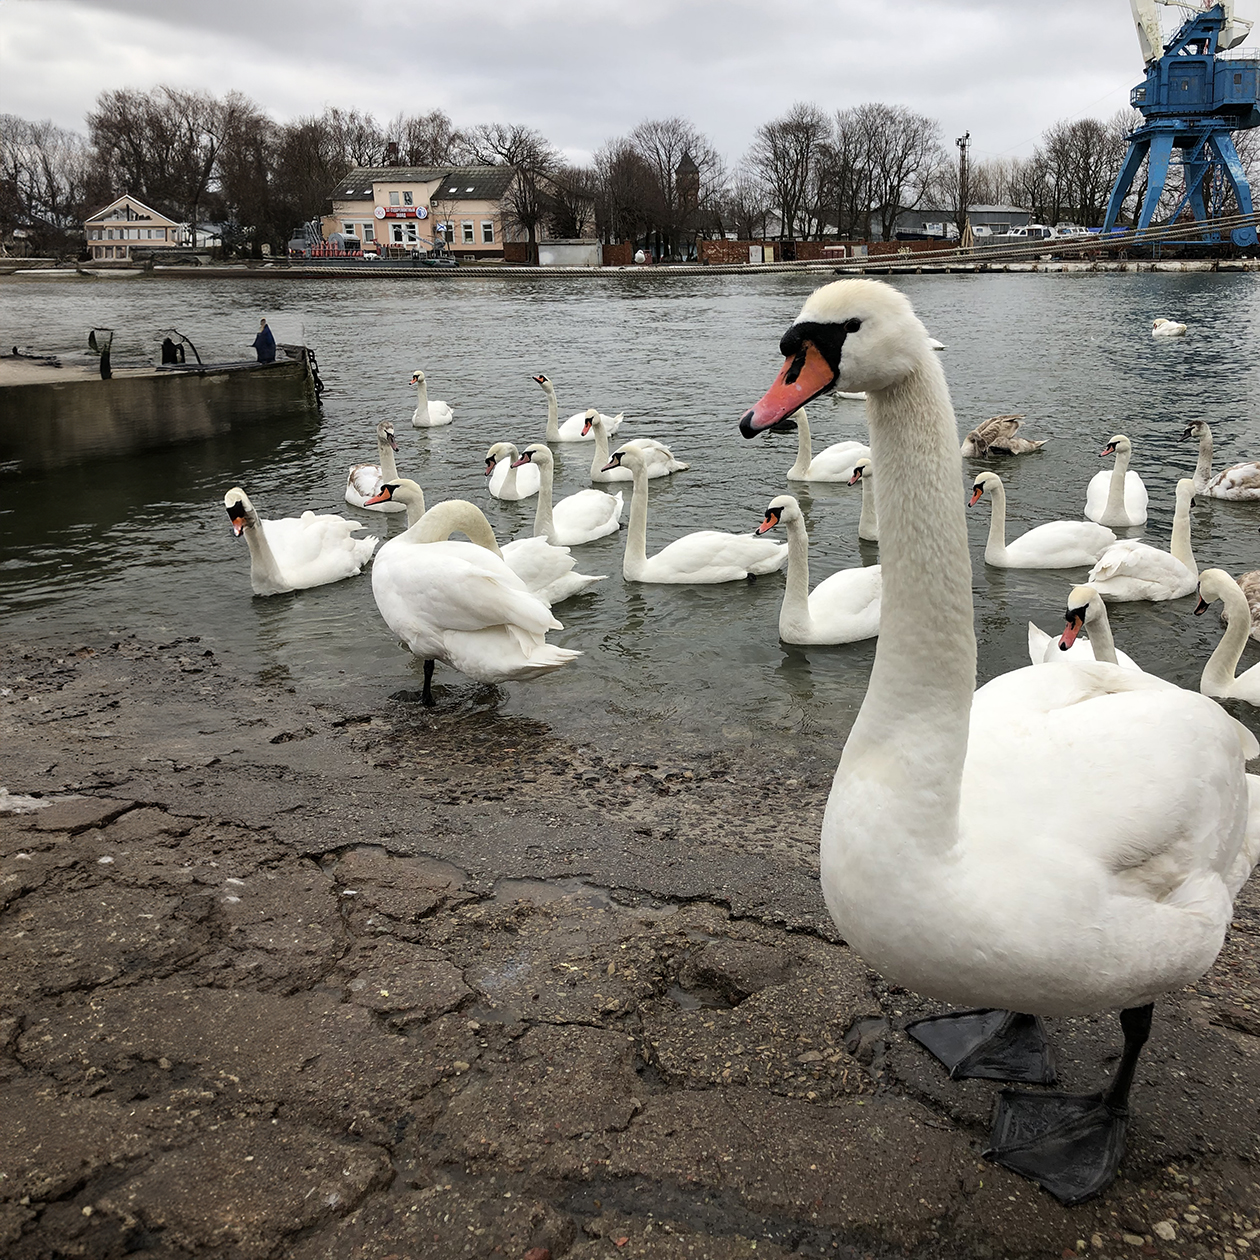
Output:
[{"xmin": 1103, "ymin": 1, "xmax": 1260, "ymax": 246}]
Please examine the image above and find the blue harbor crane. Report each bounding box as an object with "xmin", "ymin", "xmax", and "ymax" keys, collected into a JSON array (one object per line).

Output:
[{"xmin": 1103, "ymin": 1, "xmax": 1260, "ymax": 246}]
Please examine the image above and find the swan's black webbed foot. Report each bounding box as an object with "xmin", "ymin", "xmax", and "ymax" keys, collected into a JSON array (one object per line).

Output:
[
  {"xmin": 421, "ymin": 659, "xmax": 436, "ymax": 707},
  {"xmin": 985, "ymin": 1089, "xmax": 1125, "ymax": 1205},
  {"xmin": 984, "ymin": 1003, "xmax": 1153, "ymax": 1206},
  {"xmin": 746, "ymin": 573, "xmax": 757, "ymax": 583},
  {"xmin": 907, "ymin": 1009, "xmax": 1057, "ymax": 1084}
]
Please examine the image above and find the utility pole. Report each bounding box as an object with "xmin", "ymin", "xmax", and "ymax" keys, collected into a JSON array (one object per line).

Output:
[{"xmin": 955, "ymin": 131, "xmax": 970, "ymax": 241}]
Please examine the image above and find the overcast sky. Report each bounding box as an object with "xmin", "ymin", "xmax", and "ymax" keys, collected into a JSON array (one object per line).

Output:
[{"xmin": 2, "ymin": 0, "xmax": 1257, "ymax": 166}]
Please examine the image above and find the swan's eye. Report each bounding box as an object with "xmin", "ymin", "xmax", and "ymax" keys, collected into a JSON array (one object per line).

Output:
[{"xmin": 845, "ymin": 318, "xmax": 862, "ymax": 333}]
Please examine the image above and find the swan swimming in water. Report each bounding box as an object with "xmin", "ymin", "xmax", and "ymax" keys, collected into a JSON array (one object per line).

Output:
[
  {"xmin": 1084, "ymin": 434, "xmax": 1149, "ymax": 527},
  {"xmin": 1195, "ymin": 569, "xmax": 1260, "ymax": 706},
  {"xmin": 410, "ymin": 370, "xmax": 453, "ymax": 427},
  {"xmin": 346, "ymin": 420, "xmax": 407, "ymax": 513},
  {"xmin": 1183, "ymin": 420, "xmax": 1260, "ymax": 500},
  {"xmin": 739, "ymin": 276, "xmax": 1260, "ymax": 1204},
  {"xmin": 1027, "ymin": 584, "xmax": 1141, "ymax": 670},
  {"xmin": 532, "ymin": 374, "xmax": 621, "ymax": 442},
  {"xmin": 511, "ymin": 443, "xmax": 623, "ymax": 545},
  {"xmin": 969, "ymin": 471, "xmax": 1115, "ymax": 569},
  {"xmin": 223, "ymin": 488, "xmax": 377, "ymax": 596},
  {"xmin": 1086, "ymin": 479, "xmax": 1198, "ymax": 603}
]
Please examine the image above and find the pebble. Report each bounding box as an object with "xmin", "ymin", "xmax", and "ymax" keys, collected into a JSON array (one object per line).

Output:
[
  {"xmin": 1154, "ymin": 1221, "xmax": 1177, "ymax": 1241},
  {"xmin": 1123, "ymin": 1234, "xmax": 1146, "ymax": 1247}
]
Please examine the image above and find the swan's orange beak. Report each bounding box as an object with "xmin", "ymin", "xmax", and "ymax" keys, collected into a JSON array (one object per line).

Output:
[
  {"xmin": 1060, "ymin": 613, "xmax": 1084, "ymax": 648},
  {"xmin": 1100, "ymin": 443, "xmax": 1117, "ymax": 457},
  {"xmin": 365, "ymin": 489, "xmax": 392, "ymax": 505},
  {"xmin": 582, "ymin": 417, "xmax": 593, "ymax": 436},
  {"xmin": 484, "ymin": 458, "xmax": 496, "ymax": 477},
  {"xmin": 968, "ymin": 485, "xmax": 984, "ymax": 506},
  {"xmin": 226, "ymin": 505, "xmax": 247, "ymax": 537},
  {"xmin": 511, "ymin": 452, "xmax": 532, "ymax": 468},
  {"xmin": 385, "ymin": 430, "xmax": 399, "ymax": 452},
  {"xmin": 755, "ymin": 508, "xmax": 782, "ymax": 536},
  {"xmin": 740, "ymin": 341, "xmax": 835, "ymax": 436},
  {"xmin": 848, "ymin": 469, "xmax": 863, "ymax": 487},
  {"xmin": 1194, "ymin": 595, "xmax": 1210, "ymax": 616}
]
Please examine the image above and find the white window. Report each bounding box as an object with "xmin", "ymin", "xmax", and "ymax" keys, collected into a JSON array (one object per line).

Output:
[
  {"xmin": 389, "ymin": 191, "xmax": 400, "ymax": 206},
  {"xmin": 481, "ymin": 221, "xmax": 494, "ymax": 243},
  {"xmin": 462, "ymin": 221, "xmax": 474, "ymax": 244},
  {"xmin": 402, "ymin": 191, "xmax": 413, "ymax": 206},
  {"xmin": 363, "ymin": 224, "xmax": 374, "ymax": 241},
  {"xmin": 342, "ymin": 223, "xmax": 357, "ymax": 236},
  {"xmin": 404, "ymin": 223, "xmax": 418, "ymax": 243}
]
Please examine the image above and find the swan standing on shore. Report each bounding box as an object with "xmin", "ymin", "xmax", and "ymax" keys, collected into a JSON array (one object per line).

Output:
[
  {"xmin": 484, "ymin": 442, "xmax": 541, "ymax": 500},
  {"xmin": 224, "ymin": 488, "xmax": 377, "ymax": 596},
  {"xmin": 511, "ymin": 443, "xmax": 623, "ymax": 545},
  {"xmin": 410, "ymin": 370, "xmax": 453, "ymax": 427},
  {"xmin": 739, "ymin": 277, "xmax": 1260, "ymax": 1204},
  {"xmin": 960, "ymin": 414, "xmax": 1046, "ymax": 457},
  {"xmin": 970, "ymin": 471, "xmax": 1115, "ymax": 569},
  {"xmin": 371, "ymin": 498, "xmax": 580, "ymax": 706},
  {"xmin": 848, "ymin": 458, "xmax": 879, "ymax": 543},
  {"xmin": 1085, "ymin": 434, "xmax": 1149, "ymax": 527},
  {"xmin": 1195, "ymin": 569, "xmax": 1260, "ymax": 705},
  {"xmin": 1087, "ymin": 479, "xmax": 1198, "ymax": 602},
  {"xmin": 583, "ymin": 411, "xmax": 687, "ymax": 482},
  {"xmin": 1183, "ymin": 420, "xmax": 1260, "ymax": 499},
  {"xmin": 367, "ymin": 482, "xmax": 604, "ymax": 606},
  {"xmin": 532, "ymin": 374, "xmax": 620, "ymax": 442},
  {"xmin": 1027, "ymin": 585, "xmax": 1140, "ymax": 669},
  {"xmin": 346, "ymin": 420, "xmax": 407, "ymax": 513},
  {"xmin": 757, "ymin": 495, "xmax": 880, "ymax": 644},
  {"xmin": 605, "ymin": 445, "xmax": 787, "ymax": 583}
]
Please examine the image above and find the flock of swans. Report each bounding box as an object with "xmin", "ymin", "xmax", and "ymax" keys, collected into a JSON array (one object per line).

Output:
[{"xmin": 220, "ymin": 277, "xmax": 1260, "ymax": 1205}]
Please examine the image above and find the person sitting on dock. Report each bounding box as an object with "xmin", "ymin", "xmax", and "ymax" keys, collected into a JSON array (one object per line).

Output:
[{"xmin": 252, "ymin": 318, "xmax": 276, "ymax": 364}]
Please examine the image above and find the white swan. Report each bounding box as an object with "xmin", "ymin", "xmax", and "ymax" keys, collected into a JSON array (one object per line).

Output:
[
  {"xmin": 606, "ymin": 444, "xmax": 787, "ymax": 583},
  {"xmin": 371, "ymin": 499, "xmax": 580, "ymax": 705},
  {"xmin": 848, "ymin": 458, "xmax": 879, "ymax": 543},
  {"xmin": 1087, "ymin": 478, "xmax": 1198, "ymax": 602},
  {"xmin": 757, "ymin": 495, "xmax": 880, "ymax": 644},
  {"xmin": 1084, "ymin": 434, "xmax": 1149, "ymax": 527},
  {"xmin": 1195, "ymin": 569, "xmax": 1260, "ymax": 705},
  {"xmin": 532, "ymin": 374, "xmax": 621, "ymax": 442},
  {"xmin": 784, "ymin": 408, "xmax": 869, "ymax": 482},
  {"xmin": 970, "ymin": 471, "xmax": 1115, "ymax": 569},
  {"xmin": 484, "ymin": 441, "xmax": 541, "ymax": 501},
  {"xmin": 346, "ymin": 420, "xmax": 407, "ymax": 513},
  {"xmin": 223, "ymin": 488, "xmax": 377, "ymax": 597},
  {"xmin": 1027, "ymin": 584, "xmax": 1141, "ymax": 670},
  {"xmin": 511, "ymin": 444, "xmax": 622, "ymax": 545},
  {"xmin": 1152, "ymin": 318, "xmax": 1187, "ymax": 337},
  {"xmin": 960, "ymin": 414, "xmax": 1046, "ymax": 457},
  {"xmin": 410, "ymin": 370, "xmax": 453, "ymax": 428},
  {"xmin": 583, "ymin": 411, "xmax": 687, "ymax": 482},
  {"xmin": 367, "ymin": 480, "xmax": 603, "ymax": 606},
  {"xmin": 1183, "ymin": 420, "xmax": 1260, "ymax": 500},
  {"xmin": 740, "ymin": 277, "xmax": 1260, "ymax": 1204}
]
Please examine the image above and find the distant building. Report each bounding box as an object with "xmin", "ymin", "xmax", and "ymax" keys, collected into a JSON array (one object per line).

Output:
[
  {"xmin": 325, "ymin": 167, "xmax": 517, "ymax": 261},
  {"xmin": 84, "ymin": 195, "xmax": 183, "ymax": 261},
  {"xmin": 892, "ymin": 204, "xmax": 1031, "ymax": 240}
]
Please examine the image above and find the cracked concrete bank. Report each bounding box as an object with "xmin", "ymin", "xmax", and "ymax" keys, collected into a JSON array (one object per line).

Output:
[{"xmin": 1, "ymin": 635, "xmax": 1258, "ymax": 1260}]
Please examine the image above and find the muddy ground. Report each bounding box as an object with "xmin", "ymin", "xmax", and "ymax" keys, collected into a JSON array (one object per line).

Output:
[{"xmin": 1, "ymin": 634, "xmax": 1258, "ymax": 1260}]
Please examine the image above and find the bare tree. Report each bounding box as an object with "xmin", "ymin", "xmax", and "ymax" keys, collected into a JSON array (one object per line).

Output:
[
  {"xmin": 545, "ymin": 165, "xmax": 597, "ymax": 238},
  {"xmin": 0, "ymin": 115, "xmax": 91, "ymax": 248},
  {"xmin": 386, "ymin": 110, "xmax": 461, "ymax": 166},
  {"xmin": 856, "ymin": 103, "xmax": 942, "ymax": 241},
  {"xmin": 593, "ymin": 137, "xmax": 655, "ymax": 245},
  {"xmin": 721, "ymin": 166, "xmax": 772, "ymax": 239},
  {"xmin": 457, "ymin": 123, "xmax": 559, "ymax": 263},
  {"xmin": 625, "ymin": 117, "xmax": 725, "ymax": 259},
  {"xmin": 746, "ymin": 102, "xmax": 830, "ymax": 240}
]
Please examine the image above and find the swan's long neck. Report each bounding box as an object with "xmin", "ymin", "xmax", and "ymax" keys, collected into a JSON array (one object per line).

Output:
[
  {"xmin": 378, "ymin": 434, "xmax": 399, "ymax": 482},
  {"xmin": 622, "ymin": 461, "xmax": 650, "ymax": 580},
  {"xmin": 1170, "ymin": 488, "xmax": 1196, "ymax": 574},
  {"xmin": 242, "ymin": 509, "xmax": 286, "ymax": 589},
  {"xmin": 841, "ymin": 354, "xmax": 974, "ymax": 853},
  {"xmin": 399, "ymin": 488, "xmax": 427, "ymax": 527},
  {"xmin": 858, "ymin": 474, "xmax": 879, "ymax": 541},
  {"xmin": 589, "ymin": 420, "xmax": 610, "ymax": 479},
  {"xmin": 544, "ymin": 386, "xmax": 560, "ymax": 441},
  {"xmin": 411, "ymin": 500, "xmax": 503, "ymax": 556},
  {"xmin": 789, "ymin": 411, "xmax": 813, "ymax": 478},
  {"xmin": 1193, "ymin": 425, "xmax": 1214, "ymax": 493},
  {"xmin": 415, "ymin": 377, "xmax": 429, "ymax": 412},
  {"xmin": 1105, "ymin": 447, "xmax": 1131, "ymax": 521},
  {"xmin": 1084, "ymin": 598, "xmax": 1119, "ymax": 664},
  {"xmin": 532, "ymin": 456, "xmax": 555, "ymax": 539},
  {"xmin": 1203, "ymin": 581, "xmax": 1252, "ymax": 692},
  {"xmin": 498, "ymin": 459, "xmax": 520, "ymax": 498},
  {"xmin": 780, "ymin": 513, "xmax": 813, "ymax": 637},
  {"xmin": 982, "ymin": 481, "xmax": 1007, "ymax": 563}
]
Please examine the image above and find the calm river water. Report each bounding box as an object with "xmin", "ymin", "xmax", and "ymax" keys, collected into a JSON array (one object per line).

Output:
[{"xmin": 3, "ymin": 269, "xmax": 1260, "ymax": 759}]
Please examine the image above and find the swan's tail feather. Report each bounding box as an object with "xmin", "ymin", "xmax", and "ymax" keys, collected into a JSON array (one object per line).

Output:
[
  {"xmin": 1027, "ymin": 621, "xmax": 1053, "ymax": 665},
  {"xmin": 1230, "ymin": 774, "xmax": 1260, "ymax": 898}
]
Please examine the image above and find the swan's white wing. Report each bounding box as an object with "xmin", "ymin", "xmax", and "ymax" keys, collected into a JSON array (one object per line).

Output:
[
  {"xmin": 502, "ymin": 536, "xmax": 605, "ymax": 603},
  {"xmin": 646, "ymin": 531, "xmax": 788, "ymax": 583},
  {"xmin": 1027, "ymin": 622, "xmax": 1141, "ymax": 670},
  {"xmin": 622, "ymin": 438, "xmax": 688, "ymax": 476},
  {"xmin": 442, "ymin": 628, "xmax": 581, "ymax": 680},
  {"xmin": 260, "ymin": 513, "xmax": 376, "ymax": 587},
  {"xmin": 1088, "ymin": 540, "xmax": 1196, "ymax": 601},
  {"xmin": 1085, "ymin": 470, "xmax": 1148, "ymax": 523},
  {"xmin": 796, "ymin": 441, "xmax": 870, "ymax": 481},
  {"xmin": 551, "ymin": 489, "xmax": 623, "ymax": 544},
  {"xmin": 1207, "ymin": 462, "xmax": 1260, "ymax": 499},
  {"xmin": 1004, "ymin": 520, "xmax": 1116, "ymax": 568},
  {"xmin": 802, "ymin": 565, "xmax": 881, "ymax": 642},
  {"xmin": 488, "ymin": 460, "xmax": 542, "ymax": 500}
]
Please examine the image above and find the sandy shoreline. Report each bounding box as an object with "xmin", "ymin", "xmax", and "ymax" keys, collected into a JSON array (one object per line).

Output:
[{"xmin": 1, "ymin": 631, "xmax": 1258, "ymax": 1259}]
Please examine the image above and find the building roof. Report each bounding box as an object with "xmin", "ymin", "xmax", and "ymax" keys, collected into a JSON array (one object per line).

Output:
[
  {"xmin": 335, "ymin": 166, "xmax": 515, "ymax": 202},
  {"xmin": 84, "ymin": 194, "xmax": 178, "ymax": 225}
]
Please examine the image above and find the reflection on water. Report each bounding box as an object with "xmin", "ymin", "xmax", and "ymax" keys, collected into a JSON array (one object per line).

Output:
[{"xmin": 2, "ymin": 270, "xmax": 1260, "ymax": 757}]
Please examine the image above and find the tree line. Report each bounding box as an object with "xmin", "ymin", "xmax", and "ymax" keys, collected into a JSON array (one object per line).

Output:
[{"xmin": 3, "ymin": 85, "xmax": 1255, "ymax": 258}]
